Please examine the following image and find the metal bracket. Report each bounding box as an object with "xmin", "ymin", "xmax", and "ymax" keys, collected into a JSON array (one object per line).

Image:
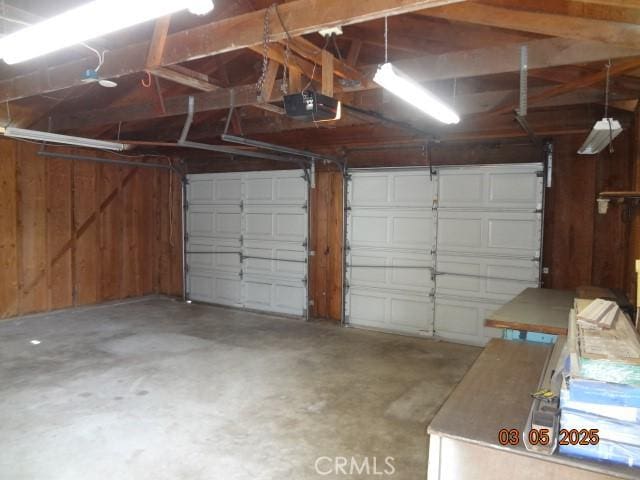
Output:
[
  {"xmin": 178, "ymin": 96, "xmax": 195, "ymax": 144},
  {"xmin": 223, "ymin": 89, "xmax": 235, "ymax": 136}
]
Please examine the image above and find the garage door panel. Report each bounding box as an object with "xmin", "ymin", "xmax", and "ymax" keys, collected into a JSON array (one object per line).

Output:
[
  {"xmin": 242, "ymin": 276, "xmax": 306, "ymax": 315},
  {"xmin": 350, "ymin": 170, "xmax": 434, "ymax": 208},
  {"xmin": 437, "ymin": 211, "xmax": 541, "ymax": 258},
  {"xmin": 188, "ymin": 205, "xmax": 242, "ymax": 240},
  {"xmin": 244, "ymin": 171, "xmax": 307, "ymax": 205},
  {"xmin": 349, "ymin": 209, "xmax": 434, "ymax": 251},
  {"xmin": 188, "ymin": 270, "xmax": 242, "ymax": 307},
  {"xmin": 243, "ymin": 245, "xmax": 306, "ymax": 279},
  {"xmin": 187, "ymin": 238, "xmax": 241, "ymax": 272},
  {"xmin": 187, "ymin": 173, "xmax": 242, "ymax": 205},
  {"xmin": 244, "ymin": 206, "xmax": 307, "ymax": 244},
  {"xmin": 349, "ymin": 249, "xmax": 433, "ymax": 292},
  {"xmin": 434, "ymin": 297, "xmax": 503, "ymax": 346},
  {"xmin": 348, "ymin": 287, "xmax": 434, "ymax": 335},
  {"xmin": 436, "ymin": 255, "xmax": 538, "ymax": 301},
  {"xmin": 438, "ymin": 165, "xmax": 542, "ymax": 210}
]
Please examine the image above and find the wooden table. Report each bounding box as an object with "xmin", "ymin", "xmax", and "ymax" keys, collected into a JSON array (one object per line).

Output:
[
  {"xmin": 485, "ymin": 287, "xmax": 575, "ymax": 336},
  {"xmin": 427, "ymin": 339, "xmax": 639, "ymax": 480}
]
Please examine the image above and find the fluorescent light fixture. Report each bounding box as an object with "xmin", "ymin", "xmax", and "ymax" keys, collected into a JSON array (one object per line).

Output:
[
  {"xmin": 0, "ymin": 0, "xmax": 214, "ymax": 64},
  {"xmin": 373, "ymin": 62, "xmax": 460, "ymax": 125},
  {"xmin": 577, "ymin": 118, "xmax": 623, "ymax": 155},
  {"xmin": 2, "ymin": 127, "xmax": 127, "ymax": 151}
]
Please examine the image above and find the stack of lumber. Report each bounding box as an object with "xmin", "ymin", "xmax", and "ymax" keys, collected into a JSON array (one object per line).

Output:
[{"xmin": 560, "ymin": 299, "xmax": 640, "ymax": 467}]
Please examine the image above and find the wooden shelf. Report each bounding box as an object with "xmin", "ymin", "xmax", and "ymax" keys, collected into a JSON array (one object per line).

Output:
[{"xmin": 598, "ymin": 191, "xmax": 640, "ymax": 199}]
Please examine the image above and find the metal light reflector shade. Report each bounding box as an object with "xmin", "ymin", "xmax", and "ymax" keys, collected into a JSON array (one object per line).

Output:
[
  {"xmin": 0, "ymin": 0, "xmax": 214, "ymax": 64},
  {"xmin": 577, "ymin": 118, "xmax": 623, "ymax": 155},
  {"xmin": 2, "ymin": 127, "xmax": 127, "ymax": 151},
  {"xmin": 373, "ymin": 62, "xmax": 460, "ymax": 125}
]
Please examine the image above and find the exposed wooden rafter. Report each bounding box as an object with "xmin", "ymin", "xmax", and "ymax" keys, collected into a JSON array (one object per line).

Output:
[
  {"xmin": 421, "ymin": 2, "xmax": 640, "ymax": 49},
  {"xmin": 0, "ymin": 0, "xmax": 467, "ymax": 103},
  {"xmin": 48, "ymin": 37, "xmax": 640, "ymax": 132}
]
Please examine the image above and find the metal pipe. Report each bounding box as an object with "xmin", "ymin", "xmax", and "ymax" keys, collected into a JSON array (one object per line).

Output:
[
  {"xmin": 181, "ymin": 174, "xmax": 189, "ymax": 303},
  {"xmin": 179, "ymin": 140, "xmax": 304, "ymax": 166},
  {"xmin": 347, "ymin": 265, "xmax": 434, "ymax": 269},
  {"xmin": 37, "ymin": 150, "xmax": 173, "ymax": 171},
  {"xmin": 435, "ymin": 271, "xmax": 537, "ymax": 283},
  {"xmin": 221, "ymin": 134, "xmax": 343, "ymax": 169},
  {"xmin": 178, "ymin": 96, "xmax": 195, "ymax": 143}
]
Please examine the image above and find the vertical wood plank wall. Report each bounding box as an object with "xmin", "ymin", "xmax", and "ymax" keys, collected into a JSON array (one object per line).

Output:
[
  {"xmin": 309, "ymin": 169, "xmax": 344, "ymax": 320},
  {"xmin": 0, "ymin": 139, "xmax": 182, "ymax": 320},
  {"xmin": 543, "ymin": 132, "xmax": 632, "ymax": 292}
]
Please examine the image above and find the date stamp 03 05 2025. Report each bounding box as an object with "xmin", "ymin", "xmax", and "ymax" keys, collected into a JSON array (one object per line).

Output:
[{"xmin": 498, "ymin": 428, "xmax": 600, "ymax": 447}]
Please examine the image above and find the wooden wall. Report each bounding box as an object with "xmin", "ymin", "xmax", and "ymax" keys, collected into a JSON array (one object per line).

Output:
[
  {"xmin": 628, "ymin": 105, "xmax": 640, "ymax": 304},
  {"xmin": 309, "ymin": 169, "xmax": 344, "ymax": 320},
  {"xmin": 543, "ymin": 132, "xmax": 632, "ymax": 292},
  {"xmin": 0, "ymin": 139, "xmax": 182, "ymax": 319}
]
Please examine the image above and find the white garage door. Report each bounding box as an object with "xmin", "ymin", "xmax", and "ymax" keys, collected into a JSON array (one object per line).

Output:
[
  {"xmin": 434, "ymin": 164, "xmax": 543, "ymax": 345},
  {"xmin": 186, "ymin": 170, "xmax": 308, "ymax": 317},
  {"xmin": 345, "ymin": 164, "xmax": 543, "ymax": 345},
  {"xmin": 345, "ymin": 170, "xmax": 436, "ymax": 336}
]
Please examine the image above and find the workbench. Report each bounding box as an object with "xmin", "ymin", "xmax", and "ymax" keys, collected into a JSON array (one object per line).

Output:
[
  {"xmin": 427, "ymin": 339, "xmax": 639, "ymax": 480},
  {"xmin": 485, "ymin": 287, "xmax": 575, "ymax": 336}
]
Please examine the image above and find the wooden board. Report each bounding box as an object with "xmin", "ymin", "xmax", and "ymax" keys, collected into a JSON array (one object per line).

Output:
[
  {"xmin": 0, "ymin": 139, "xmax": 18, "ymax": 318},
  {"xmin": 0, "ymin": 139, "xmax": 183, "ymax": 321},
  {"xmin": 309, "ymin": 169, "xmax": 344, "ymax": 321},
  {"xmin": 485, "ymin": 287, "xmax": 574, "ymax": 335}
]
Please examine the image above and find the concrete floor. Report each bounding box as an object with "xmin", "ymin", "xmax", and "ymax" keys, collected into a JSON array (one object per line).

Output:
[{"xmin": 0, "ymin": 297, "xmax": 480, "ymax": 479}]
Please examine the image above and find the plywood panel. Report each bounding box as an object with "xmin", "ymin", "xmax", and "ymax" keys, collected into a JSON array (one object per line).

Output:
[
  {"xmin": 74, "ymin": 160, "xmax": 98, "ymax": 305},
  {"xmin": 0, "ymin": 138, "xmax": 183, "ymax": 321},
  {"xmin": 0, "ymin": 140, "xmax": 18, "ymax": 318},
  {"xmin": 17, "ymin": 142, "xmax": 48, "ymax": 314},
  {"xmin": 309, "ymin": 170, "xmax": 343, "ymax": 321},
  {"xmin": 46, "ymin": 158, "xmax": 73, "ymax": 310},
  {"xmin": 543, "ymin": 135, "xmax": 597, "ymax": 289}
]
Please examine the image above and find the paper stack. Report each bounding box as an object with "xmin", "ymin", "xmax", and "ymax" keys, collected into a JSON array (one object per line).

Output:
[{"xmin": 560, "ymin": 299, "xmax": 640, "ymax": 467}]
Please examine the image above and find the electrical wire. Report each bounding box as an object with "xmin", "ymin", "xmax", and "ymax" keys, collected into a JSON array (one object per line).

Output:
[{"xmin": 604, "ymin": 59, "xmax": 614, "ymax": 154}]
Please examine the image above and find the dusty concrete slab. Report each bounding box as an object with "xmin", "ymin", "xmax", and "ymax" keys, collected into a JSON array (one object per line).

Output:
[{"xmin": 0, "ymin": 297, "xmax": 480, "ymax": 479}]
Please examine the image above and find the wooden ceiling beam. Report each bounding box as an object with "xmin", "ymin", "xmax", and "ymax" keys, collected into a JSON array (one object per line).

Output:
[
  {"xmin": 420, "ymin": 3, "xmax": 640, "ymax": 49},
  {"xmin": 284, "ymin": 37, "xmax": 367, "ymax": 83},
  {"xmin": 151, "ymin": 65, "xmax": 220, "ymax": 92},
  {"xmin": 49, "ymin": 37, "xmax": 640, "ymax": 132},
  {"xmin": 478, "ymin": 0, "xmax": 640, "ymax": 25},
  {"xmin": 487, "ymin": 58, "xmax": 640, "ymax": 116},
  {"xmin": 248, "ymin": 43, "xmax": 317, "ymax": 81},
  {"xmin": 0, "ymin": 0, "xmax": 467, "ymax": 103}
]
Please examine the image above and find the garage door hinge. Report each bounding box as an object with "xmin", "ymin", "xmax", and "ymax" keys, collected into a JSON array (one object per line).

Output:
[
  {"xmin": 239, "ymin": 200, "xmax": 244, "ymax": 211},
  {"xmin": 185, "ymin": 263, "xmax": 190, "ymax": 272},
  {"xmin": 239, "ymin": 269, "xmax": 244, "ymax": 279},
  {"xmin": 302, "ymin": 238, "xmax": 308, "ymax": 248},
  {"xmin": 536, "ymin": 170, "xmax": 544, "ymax": 177},
  {"xmin": 302, "ymin": 275, "xmax": 308, "ymax": 286},
  {"xmin": 302, "ymin": 202, "xmax": 308, "ymax": 211},
  {"xmin": 532, "ymin": 256, "xmax": 541, "ymax": 262},
  {"xmin": 239, "ymin": 234, "xmax": 244, "ymax": 245},
  {"xmin": 534, "ymin": 208, "xmax": 542, "ymax": 213},
  {"xmin": 432, "ymin": 199, "xmax": 438, "ymax": 210},
  {"xmin": 184, "ymin": 233, "xmax": 190, "ymax": 242},
  {"xmin": 183, "ymin": 200, "xmax": 189, "ymax": 210}
]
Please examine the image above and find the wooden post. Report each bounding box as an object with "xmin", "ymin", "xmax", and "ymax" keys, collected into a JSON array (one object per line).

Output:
[{"xmin": 321, "ymin": 49, "xmax": 334, "ymax": 97}]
